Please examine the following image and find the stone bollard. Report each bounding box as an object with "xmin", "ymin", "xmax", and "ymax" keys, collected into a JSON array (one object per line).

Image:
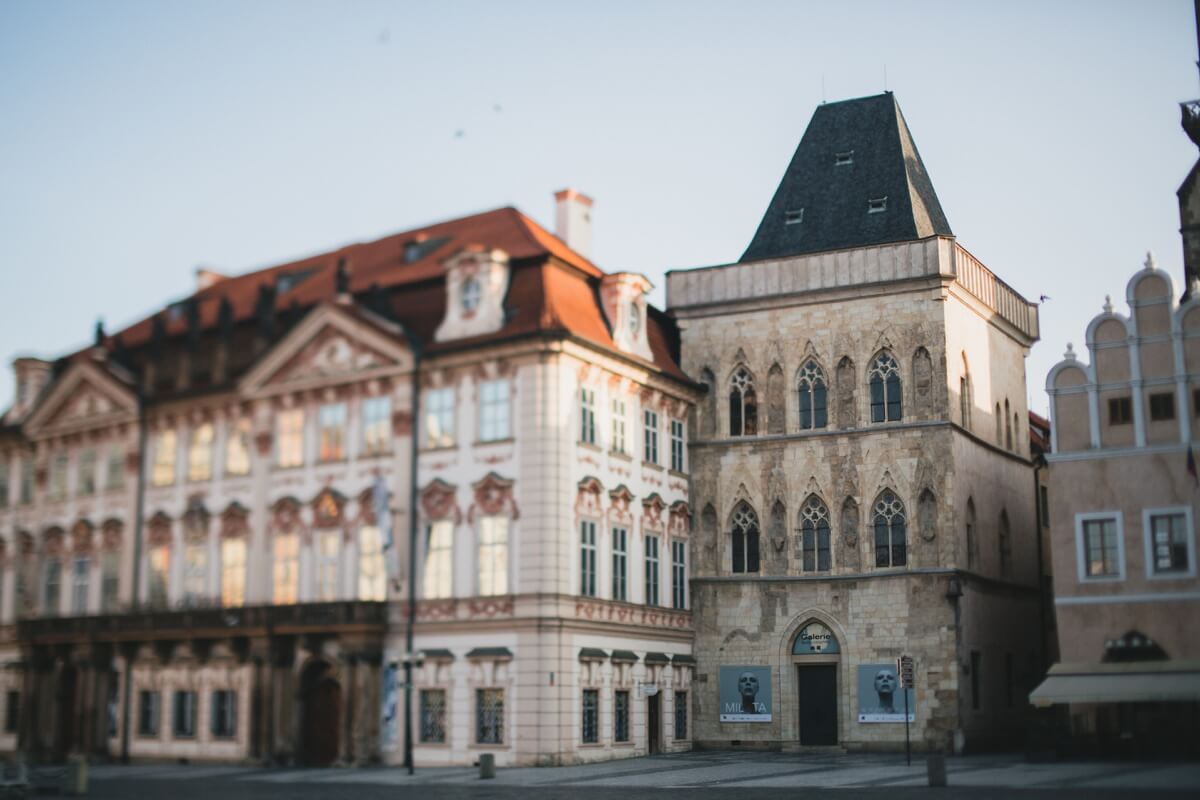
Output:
[
  {"xmin": 926, "ymin": 753, "xmax": 947, "ymax": 787},
  {"xmin": 479, "ymin": 753, "xmax": 495, "ymax": 779},
  {"xmin": 64, "ymin": 754, "xmax": 89, "ymax": 796}
]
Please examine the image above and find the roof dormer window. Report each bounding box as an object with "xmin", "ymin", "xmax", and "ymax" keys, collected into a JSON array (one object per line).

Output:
[
  {"xmin": 461, "ymin": 277, "xmax": 481, "ymax": 313},
  {"xmin": 835, "ymin": 151, "xmax": 854, "ymax": 166},
  {"xmin": 868, "ymin": 197, "xmax": 888, "ymax": 214},
  {"xmin": 784, "ymin": 208, "xmax": 805, "ymax": 225},
  {"xmin": 628, "ymin": 302, "xmax": 641, "ymax": 336}
]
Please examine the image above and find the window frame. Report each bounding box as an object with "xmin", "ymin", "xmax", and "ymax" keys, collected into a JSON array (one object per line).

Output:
[
  {"xmin": 272, "ymin": 532, "xmax": 300, "ymax": 604},
  {"xmin": 210, "ymin": 690, "xmax": 237, "ymax": 739},
  {"xmin": 151, "ymin": 430, "xmax": 177, "ymax": 487},
  {"xmin": 77, "ymin": 448, "xmax": 97, "ymax": 496},
  {"xmin": 275, "ymin": 408, "xmax": 305, "ymax": 469},
  {"xmin": 424, "ymin": 388, "xmax": 456, "ymax": 449},
  {"xmin": 643, "ymin": 409, "xmax": 659, "ymax": 464},
  {"xmin": 361, "ymin": 395, "xmax": 394, "ymax": 457},
  {"xmin": 1108, "ymin": 396, "xmax": 1133, "ymax": 425},
  {"xmin": 423, "ymin": 520, "xmax": 454, "ymax": 599},
  {"xmin": 187, "ymin": 422, "xmax": 214, "ymax": 482},
  {"xmin": 671, "ymin": 539, "xmax": 686, "ymax": 609},
  {"xmin": 579, "ymin": 388, "xmax": 596, "ymax": 445},
  {"xmin": 71, "ymin": 555, "xmax": 89, "ymax": 615},
  {"xmin": 581, "ymin": 688, "xmax": 599, "ymax": 744},
  {"xmin": 419, "ymin": 688, "xmax": 447, "ymax": 743},
  {"xmin": 220, "ymin": 537, "xmax": 246, "ymax": 607},
  {"xmin": 475, "ymin": 688, "xmax": 504, "ymax": 745},
  {"xmin": 580, "ymin": 520, "xmax": 597, "ymax": 597},
  {"xmin": 612, "ymin": 526, "xmax": 628, "ymax": 602},
  {"xmin": 1074, "ymin": 511, "xmax": 1125, "ymax": 582},
  {"xmin": 317, "ymin": 402, "xmax": 348, "ymax": 462},
  {"xmin": 478, "ymin": 379, "xmax": 511, "ymax": 443},
  {"xmin": 797, "ymin": 360, "xmax": 828, "ymax": 431},
  {"xmin": 1141, "ymin": 506, "xmax": 1196, "ymax": 579},
  {"xmin": 137, "ymin": 690, "xmax": 161, "ymax": 737},
  {"xmin": 1149, "ymin": 391, "xmax": 1176, "ymax": 422},
  {"xmin": 868, "ymin": 353, "xmax": 902, "ymax": 423},
  {"xmin": 478, "ymin": 515, "xmax": 509, "ymax": 596},
  {"xmin": 669, "ymin": 419, "xmax": 685, "ymax": 472},
  {"xmin": 674, "ymin": 690, "xmax": 688, "ymax": 741},
  {"xmin": 224, "ymin": 418, "xmax": 252, "ymax": 477},
  {"xmin": 172, "ymin": 690, "xmax": 197, "ymax": 739},
  {"xmin": 644, "ymin": 534, "xmax": 660, "ymax": 605},
  {"xmin": 613, "ymin": 689, "xmax": 631, "ymax": 743},
  {"xmin": 611, "ymin": 397, "xmax": 627, "ymax": 454}
]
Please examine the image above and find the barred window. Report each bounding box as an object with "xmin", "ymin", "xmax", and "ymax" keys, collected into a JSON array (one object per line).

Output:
[
  {"xmin": 582, "ymin": 689, "xmax": 599, "ymax": 744},
  {"xmin": 580, "ymin": 520, "xmax": 597, "ymax": 597},
  {"xmin": 797, "ymin": 360, "xmax": 828, "ymax": 430},
  {"xmin": 674, "ymin": 690, "xmax": 688, "ymax": 741},
  {"xmin": 476, "ymin": 688, "xmax": 504, "ymax": 744},
  {"xmin": 614, "ymin": 690, "xmax": 630, "ymax": 742},
  {"xmin": 211, "ymin": 690, "xmax": 236, "ymax": 738},
  {"xmin": 420, "ymin": 689, "xmax": 447, "ymax": 743},
  {"xmin": 612, "ymin": 527, "xmax": 628, "ymax": 601},
  {"xmin": 731, "ymin": 503, "xmax": 760, "ymax": 574},
  {"xmin": 873, "ymin": 490, "xmax": 907, "ymax": 567},
  {"xmin": 801, "ymin": 495, "xmax": 831, "ymax": 572},
  {"xmin": 869, "ymin": 352, "xmax": 902, "ymax": 423},
  {"xmin": 729, "ymin": 367, "xmax": 757, "ymax": 436}
]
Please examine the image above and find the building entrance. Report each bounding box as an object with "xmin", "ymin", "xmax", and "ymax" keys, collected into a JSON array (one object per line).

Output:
[{"xmin": 791, "ymin": 620, "xmax": 840, "ymax": 746}]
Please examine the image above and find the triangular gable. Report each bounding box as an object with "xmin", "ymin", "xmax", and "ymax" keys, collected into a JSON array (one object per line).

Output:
[
  {"xmin": 23, "ymin": 359, "xmax": 138, "ymax": 437},
  {"xmin": 240, "ymin": 302, "xmax": 413, "ymax": 395}
]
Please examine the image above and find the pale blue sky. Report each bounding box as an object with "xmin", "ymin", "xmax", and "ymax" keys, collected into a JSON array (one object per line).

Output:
[{"xmin": 1, "ymin": 0, "xmax": 1195, "ymax": 414}]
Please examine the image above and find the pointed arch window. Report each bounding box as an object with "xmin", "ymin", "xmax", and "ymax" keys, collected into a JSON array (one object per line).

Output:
[
  {"xmin": 800, "ymin": 495, "xmax": 831, "ymax": 572},
  {"xmin": 729, "ymin": 368, "xmax": 758, "ymax": 436},
  {"xmin": 869, "ymin": 353, "xmax": 902, "ymax": 422},
  {"xmin": 966, "ymin": 497, "xmax": 978, "ymax": 570},
  {"xmin": 797, "ymin": 361, "xmax": 828, "ymax": 430},
  {"xmin": 1005, "ymin": 399, "xmax": 1013, "ymax": 450},
  {"xmin": 873, "ymin": 490, "xmax": 907, "ymax": 567},
  {"xmin": 731, "ymin": 503, "xmax": 760, "ymax": 574}
]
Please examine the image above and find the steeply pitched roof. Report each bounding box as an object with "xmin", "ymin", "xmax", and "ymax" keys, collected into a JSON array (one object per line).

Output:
[{"xmin": 740, "ymin": 93, "xmax": 952, "ymax": 262}]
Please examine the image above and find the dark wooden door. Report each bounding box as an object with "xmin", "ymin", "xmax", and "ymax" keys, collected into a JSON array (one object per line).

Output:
[
  {"xmin": 647, "ymin": 692, "xmax": 661, "ymax": 754},
  {"xmin": 301, "ymin": 675, "xmax": 341, "ymax": 766},
  {"xmin": 797, "ymin": 664, "xmax": 838, "ymax": 745}
]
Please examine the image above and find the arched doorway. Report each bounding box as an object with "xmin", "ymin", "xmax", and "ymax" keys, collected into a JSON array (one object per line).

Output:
[
  {"xmin": 792, "ymin": 621, "xmax": 839, "ymax": 746},
  {"xmin": 299, "ymin": 660, "xmax": 341, "ymax": 766}
]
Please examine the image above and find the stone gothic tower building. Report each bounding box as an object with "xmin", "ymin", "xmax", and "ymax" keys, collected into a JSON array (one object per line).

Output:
[{"xmin": 666, "ymin": 93, "xmax": 1043, "ymax": 753}]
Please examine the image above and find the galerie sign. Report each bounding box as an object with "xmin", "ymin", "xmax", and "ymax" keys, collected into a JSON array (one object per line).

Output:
[
  {"xmin": 719, "ymin": 666, "xmax": 772, "ymax": 722},
  {"xmin": 856, "ymin": 663, "xmax": 915, "ymax": 723},
  {"xmin": 793, "ymin": 622, "xmax": 840, "ymax": 655}
]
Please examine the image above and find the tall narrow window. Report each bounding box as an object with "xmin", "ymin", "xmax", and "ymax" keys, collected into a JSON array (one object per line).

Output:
[
  {"xmin": 137, "ymin": 691, "xmax": 160, "ymax": 736},
  {"xmin": 995, "ymin": 403, "xmax": 1003, "ymax": 441},
  {"xmin": 580, "ymin": 520, "xmax": 597, "ymax": 597},
  {"xmin": 797, "ymin": 360, "xmax": 828, "ymax": 430},
  {"xmin": 224, "ymin": 419, "xmax": 251, "ymax": 477},
  {"xmin": 71, "ymin": 556, "xmax": 89, "ymax": 614},
  {"xmin": 729, "ymin": 368, "xmax": 757, "ymax": 436},
  {"xmin": 644, "ymin": 535, "xmax": 660, "ymax": 605},
  {"xmin": 358, "ymin": 525, "xmax": 386, "ymax": 601},
  {"xmin": 48, "ymin": 452, "xmax": 68, "ymax": 499},
  {"xmin": 478, "ymin": 379, "xmax": 511, "ymax": 441},
  {"xmin": 316, "ymin": 530, "xmax": 341, "ymax": 600},
  {"xmin": 674, "ymin": 690, "xmax": 689, "ymax": 741},
  {"xmin": 211, "ymin": 690, "xmax": 237, "ymax": 738},
  {"xmin": 731, "ymin": 504, "xmax": 760, "ymax": 574},
  {"xmin": 77, "ymin": 448, "xmax": 97, "ymax": 496},
  {"xmin": 671, "ymin": 539, "xmax": 686, "ymax": 609},
  {"xmin": 0, "ymin": 460, "xmax": 9, "ymax": 509},
  {"xmin": 148, "ymin": 545, "xmax": 170, "ymax": 608},
  {"xmin": 966, "ymin": 497, "xmax": 978, "ymax": 570},
  {"xmin": 183, "ymin": 541, "xmax": 208, "ymax": 606},
  {"xmin": 478, "ymin": 515, "xmax": 508, "ymax": 595},
  {"xmin": 420, "ymin": 689, "xmax": 447, "ymax": 742},
  {"xmin": 361, "ymin": 395, "xmax": 393, "ymax": 456},
  {"xmin": 1004, "ymin": 399, "xmax": 1013, "ymax": 450},
  {"xmin": 579, "ymin": 388, "xmax": 596, "ymax": 445},
  {"xmin": 670, "ymin": 419, "xmax": 685, "ymax": 471},
  {"xmin": 998, "ymin": 510, "xmax": 1012, "ymax": 577},
  {"xmin": 152, "ymin": 431, "xmax": 176, "ymax": 487},
  {"xmin": 614, "ymin": 690, "xmax": 630, "ymax": 742},
  {"xmin": 220, "ymin": 538, "xmax": 246, "ymax": 607},
  {"xmin": 423, "ymin": 520, "xmax": 453, "ymax": 599},
  {"xmin": 644, "ymin": 409, "xmax": 659, "ymax": 464},
  {"xmin": 476, "ymin": 688, "xmax": 504, "ymax": 744},
  {"xmin": 869, "ymin": 353, "xmax": 902, "ymax": 423},
  {"xmin": 273, "ymin": 533, "xmax": 299, "ymax": 604},
  {"xmin": 101, "ymin": 551, "xmax": 120, "ymax": 612},
  {"xmin": 276, "ymin": 409, "xmax": 305, "ymax": 468},
  {"xmin": 318, "ymin": 403, "xmax": 347, "ymax": 462},
  {"xmin": 19, "ymin": 458, "xmax": 33, "ymax": 504},
  {"xmin": 611, "ymin": 398, "xmax": 627, "ymax": 454},
  {"xmin": 581, "ymin": 689, "xmax": 599, "ymax": 744},
  {"xmin": 1082, "ymin": 517, "xmax": 1120, "ymax": 578},
  {"xmin": 173, "ymin": 690, "xmax": 197, "ymax": 738},
  {"xmin": 5, "ymin": 691, "xmax": 18, "ymax": 734},
  {"xmin": 960, "ymin": 374, "xmax": 972, "ymax": 430},
  {"xmin": 187, "ymin": 423, "xmax": 214, "ymax": 481},
  {"xmin": 612, "ymin": 527, "xmax": 628, "ymax": 601},
  {"xmin": 106, "ymin": 445, "xmax": 125, "ymax": 490},
  {"xmin": 424, "ymin": 388, "xmax": 455, "ymax": 448},
  {"xmin": 873, "ymin": 490, "xmax": 907, "ymax": 567},
  {"xmin": 801, "ymin": 495, "xmax": 832, "ymax": 572}
]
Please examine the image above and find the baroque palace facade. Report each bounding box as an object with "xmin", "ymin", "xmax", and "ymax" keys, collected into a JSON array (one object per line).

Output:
[
  {"xmin": 0, "ymin": 196, "xmax": 699, "ymax": 766},
  {"xmin": 667, "ymin": 94, "xmax": 1045, "ymax": 753}
]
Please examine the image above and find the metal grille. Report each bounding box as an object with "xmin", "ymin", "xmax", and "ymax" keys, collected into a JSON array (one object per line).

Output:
[
  {"xmin": 420, "ymin": 689, "xmax": 446, "ymax": 743},
  {"xmin": 476, "ymin": 688, "xmax": 504, "ymax": 744},
  {"xmin": 674, "ymin": 691, "xmax": 688, "ymax": 741},
  {"xmin": 582, "ymin": 689, "xmax": 598, "ymax": 744},
  {"xmin": 614, "ymin": 691, "xmax": 629, "ymax": 742}
]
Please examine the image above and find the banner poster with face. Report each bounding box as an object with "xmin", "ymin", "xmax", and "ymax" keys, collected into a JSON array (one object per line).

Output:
[
  {"xmin": 719, "ymin": 666, "xmax": 772, "ymax": 722},
  {"xmin": 380, "ymin": 662, "xmax": 399, "ymax": 745},
  {"xmin": 857, "ymin": 663, "xmax": 915, "ymax": 722}
]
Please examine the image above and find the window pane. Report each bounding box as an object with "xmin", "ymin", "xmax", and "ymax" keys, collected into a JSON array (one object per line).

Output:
[
  {"xmin": 420, "ymin": 689, "xmax": 446, "ymax": 742},
  {"xmin": 362, "ymin": 396, "xmax": 393, "ymax": 456},
  {"xmin": 221, "ymin": 538, "xmax": 246, "ymax": 607},
  {"xmin": 276, "ymin": 410, "xmax": 305, "ymax": 468},
  {"xmin": 152, "ymin": 432, "xmax": 176, "ymax": 486},
  {"xmin": 870, "ymin": 378, "xmax": 885, "ymax": 423},
  {"xmin": 225, "ymin": 419, "xmax": 252, "ymax": 476},
  {"xmin": 814, "ymin": 383, "xmax": 827, "ymax": 428},
  {"xmin": 273, "ymin": 534, "xmax": 299, "ymax": 603},
  {"xmin": 358, "ymin": 525, "xmax": 386, "ymax": 601},
  {"xmin": 424, "ymin": 521, "xmax": 453, "ymax": 599},
  {"xmin": 479, "ymin": 380, "xmax": 510, "ymax": 441},
  {"xmin": 799, "ymin": 386, "xmax": 812, "ymax": 429},
  {"xmin": 582, "ymin": 689, "xmax": 598, "ymax": 743},
  {"xmin": 476, "ymin": 688, "xmax": 504, "ymax": 744},
  {"xmin": 886, "ymin": 375, "xmax": 902, "ymax": 420},
  {"xmin": 478, "ymin": 516, "xmax": 508, "ymax": 596},
  {"xmin": 318, "ymin": 403, "xmax": 347, "ymax": 462},
  {"xmin": 580, "ymin": 521, "xmax": 596, "ymax": 597},
  {"xmin": 425, "ymin": 389, "xmax": 455, "ymax": 448},
  {"xmin": 612, "ymin": 527, "xmax": 627, "ymax": 601},
  {"xmin": 316, "ymin": 530, "xmax": 340, "ymax": 600},
  {"xmin": 187, "ymin": 423, "xmax": 214, "ymax": 481}
]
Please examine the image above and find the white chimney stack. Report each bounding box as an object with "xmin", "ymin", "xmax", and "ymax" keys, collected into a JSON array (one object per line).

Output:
[
  {"xmin": 554, "ymin": 188, "xmax": 593, "ymax": 258},
  {"xmin": 195, "ymin": 267, "xmax": 228, "ymax": 292}
]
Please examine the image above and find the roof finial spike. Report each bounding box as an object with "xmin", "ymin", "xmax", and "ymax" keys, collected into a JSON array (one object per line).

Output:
[
  {"xmin": 1065, "ymin": 342, "xmax": 1076, "ymax": 361},
  {"xmin": 1103, "ymin": 295, "xmax": 1113, "ymax": 313},
  {"xmin": 1144, "ymin": 250, "xmax": 1158, "ymax": 271}
]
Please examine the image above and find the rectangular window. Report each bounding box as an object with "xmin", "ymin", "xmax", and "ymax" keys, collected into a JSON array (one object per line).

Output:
[
  {"xmin": 71, "ymin": 556, "xmax": 89, "ymax": 615},
  {"xmin": 183, "ymin": 542, "xmax": 208, "ymax": 606},
  {"xmin": 151, "ymin": 431, "xmax": 176, "ymax": 486},
  {"xmin": 19, "ymin": 458, "xmax": 33, "ymax": 505},
  {"xmin": 1149, "ymin": 512, "xmax": 1192, "ymax": 575},
  {"xmin": 316, "ymin": 530, "xmax": 341, "ymax": 601},
  {"xmin": 420, "ymin": 689, "xmax": 447, "ymax": 743},
  {"xmin": 424, "ymin": 388, "xmax": 455, "ymax": 448},
  {"xmin": 611, "ymin": 399, "xmax": 626, "ymax": 454},
  {"xmin": 478, "ymin": 380, "xmax": 511, "ymax": 442},
  {"xmin": 970, "ymin": 651, "xmax": 982, "ymax": 711},
  {"xmin": 187, "ymin": 422, "xmax": 214, "ymax": 481},
  {"xmin": 423, "ymin": 520, "xmax": 453, "ymax": 599},
  {"xmin": 614, "ymin": 690, "xmax": 630, "ymax": 742},
  {"xmin": 106, "ymin": 445, "xmax": 125, "ymax": 490},
  {"xmin": 318, "ymin": 403, "xmax": 347, "ymax": 462},
  {"xmin": 78, "ymin": 448, "xmax": 97, "ymax": 496},
  {"xmin": 148, "ymin": 545, "xmax": 170, "ymax": 608},
  {"xmin": 358, "ymin": 525, "xmax": 386, "ymax": 601},
  {"xmin": 101, "ymin": 551, "xmax": 120, "ymax": 612},
  {"xmin": 221, "ymin": 538, "xmax": 246, "ymax": 607},
  {"xmin": 275, "ymin": 409, "xmax": 305, "ymax": 468},
  {"xmin": 362, "ymin": 395, "xmax": 393, "ymax": 457},
  {"xmin": 612, "ymin": 527, "xmax": 627, "ymax": 602},
  {"xmin": 670, "ymin": 419, "xmax": 684, "ymax": 472},
  {"xmin": 581, "ymin": 689, "xmax": 598, "ymax": 744},
  {"xmin": 4, "ymin": 691, "xmax": 18, "ymax": 733},
  {"xmin": 1081, "ymin": 516, "xmax": 1121, "ymax": 578},
  {"xmin": 43, "ymin": 559, "xmax": 61, "ymax": 616},
  {"xmin": 644, "ymin": 535, "xmax": 660, "ymax": 606},
  {"xmin": 48, "ymin": 452, "xmax": 68, "ymax": 499},
  {"xmin": 579, "ymin": 388, "xmax": 596, "ymax": 445},
  {"xmin": 273, "ymin": 534, "xmax": 299, "ymax": 604},
  {"xmin": 1108, "ymin": 396, "xmax": 1132, "ymax": 425},
  {"xmin": 476, "ymin": 688, "xmax": 504, "ymax": 744},
  {"xmin": 0, "ymin": 459, "xmax": 8, "ymax": 509},
  {"xmin": 173, "ymin": 690, "xmax": 197, "ymax": 738},
  {"xmin": 644, "ymin": 410, "xmax": 659, "ymax": 464},
  {"xmin": 137, "ymin": 691, "xmax": 160, "ymax": 736},
  {"xmin": 674, "ymin": 690, "xmax": 688, "ymax": 741},
  {"xmin": 580, "ymin": 521, "xmax": 597, "ymax": 597},
  {"xmin": 478, "ymin": 516, "xmax": 508, "ymax": 596},
  {"xmin": 211, "ymin": 690, "xmax": 237, "ymax": 738},
  {"xmin": 224, "ymin": 418, "xmax": 252, "ymax": 477},
  {"xmin": 1149, "ymin": 392, "xmax": 1176, "ymax": 421},
  {"xmin": 671, "ymin": 540, "xmax": 686, "ymax": 610}
]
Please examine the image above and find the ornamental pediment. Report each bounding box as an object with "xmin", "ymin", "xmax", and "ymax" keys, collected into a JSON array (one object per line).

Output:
[{"xmin": 22, "ymin": 360, "xmax": 137, "ymax": 437}]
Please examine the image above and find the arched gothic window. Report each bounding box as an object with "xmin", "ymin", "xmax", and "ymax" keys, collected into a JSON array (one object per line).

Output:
[
  {"xmin": 998, "ymin": 509, "xmax": 1012, "ymax": 577},
  {"xmin": 966, "ymin": 497, "xmax": 978, "ymax": 570},
  {"xmin": 960, "ymin": 354, "xmax": 972, "ymax": 431},
  {"xmin": 731, "ymin": 503, "xmax": 760, "ymax": 574},
  {"xmin": 1005, "ymin": 399, "xmax": 1013, "ymax": 450},
  {"xmin": 797, "ymin": 361, "xmax": 828, "ymax": 430},
  {"xmin": 800, "ymin": 495, "xmax": 831, "ymax": 572},
  {"xmin": 873, "ymin": 490, "xmax": 907, "ymax": 567},
  {"xmin": 729, "ymin": 368, "xmax": 758, "ymax": 436},
  {"xmin": 869, "ymin": 352, "xmax": 902, "ymax": 423},
  {"xmin": 995, "ymin": 403, "xmax": 1002, "ymax": 444},
  {"xmin": 700, "ymin": 368, "xmax": 716, "ymax": 438}
]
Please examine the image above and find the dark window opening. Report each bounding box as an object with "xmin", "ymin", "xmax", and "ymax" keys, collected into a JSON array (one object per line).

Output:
[
  {"xmin": 1149, "ymin": 392, "xmax": 1176, "ymax": 421},
  {"xmin": 1108, "ymin": 396, "xmax": 1132, "ymax": 425}
]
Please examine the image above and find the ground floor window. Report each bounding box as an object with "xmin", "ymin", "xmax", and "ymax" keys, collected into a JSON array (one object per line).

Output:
[
  {"xmin": 137, "ymin": 691, "xmax": 160, "ymax": 737},
  {"xmin": 173, "ymin": 690, "xmax": 197, "ymax": 738},
  {"xmin": 420, "ymin": 689, "xmax": 447, "ymax": 743},
  {"xmin": 674, "ymin": 691, "xmax": 688, "ymax": 741},
  {"xmin": 614, "ymin": 690, "xmax": 630, "ymax": 742},
  {"xmin": 582, "ymin": 689, "xmax": 599, "ymax": 743},
  {"xmin": 476, "ymin": 688, "xmax": 504, "ymax": 744},
  {"xmin": 211, "ymin": 690, "xmax": 236, "ymax": 738}
]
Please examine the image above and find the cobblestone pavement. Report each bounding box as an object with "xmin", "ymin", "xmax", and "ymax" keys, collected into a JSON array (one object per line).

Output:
[{"xmin": 81, "ymin": 750, "xmax": 1200, "ymax": 797}]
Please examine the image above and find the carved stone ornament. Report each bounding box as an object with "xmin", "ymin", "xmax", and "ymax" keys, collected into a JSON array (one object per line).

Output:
[
  {"xmin": 420, "ymin": 479, "xmax": 461, "ymax": 523},
  {"xmin": 311, "ymin": 487, "xmax": 347, "ymax": 529},
  {"xmin": 101, "ymin": 518, "xmax": 123, "ymax": 550},
  {"xmin": 668, "ymin": 500, "xmax": 691, "ymax": 537},
  {"xmin": 71, "ymin": 519, "xmax": 95, "ymax": 554},
  {"xmin": 642, "ymin": 493, "xmax": 667, "ymax": 530},
  {"xmin": 147, "ymin": 512, "xmax": 173, "ymax": 547},
  {"xmin": 470, "ymin": 472, "xmax": 517, "ymax": 521},
  {"xmin": 575, "ymin": 476, "xmax": 604, "ymax": 519},
  {"xmin": 270, "ymin": 496, "xmax": 303, "ymax": 533},
  {"xmin": 220, "ymin": 502, "xmax": 250, "ymax": 539}
]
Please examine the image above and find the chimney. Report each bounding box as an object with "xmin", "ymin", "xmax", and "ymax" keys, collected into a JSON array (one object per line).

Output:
[
  {"xmin": 9, "ymin": 357, "xmax": 52, "ymax": 419},
  {"xmin": 554, "ymin": 188, "xmax": 593, "ymax": 258},
  {"xmin": 196, "ymin": 267, "xmax": 227, "ymax": 292}
]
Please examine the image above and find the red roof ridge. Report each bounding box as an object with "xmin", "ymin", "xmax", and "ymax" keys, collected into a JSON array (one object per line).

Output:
[{"xmin": 509, "ymin": 208, "xmax": 602, "ymax": 278}]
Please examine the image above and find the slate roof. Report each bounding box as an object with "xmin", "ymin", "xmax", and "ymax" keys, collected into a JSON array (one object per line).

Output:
[{"xmin": 740, "ymin": 93, "xmax": 952, "ymax": 262}]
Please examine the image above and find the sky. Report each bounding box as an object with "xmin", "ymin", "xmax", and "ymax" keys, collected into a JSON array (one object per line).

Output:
[{"xmin": 1, "ymin": 0, "xmax": 1196, "ymax": 415}]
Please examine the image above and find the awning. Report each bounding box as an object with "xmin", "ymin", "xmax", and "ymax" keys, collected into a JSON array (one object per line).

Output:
[{"xmin": 1029, "ymin": 661, "xmax": 1200, "ymax": 707}]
